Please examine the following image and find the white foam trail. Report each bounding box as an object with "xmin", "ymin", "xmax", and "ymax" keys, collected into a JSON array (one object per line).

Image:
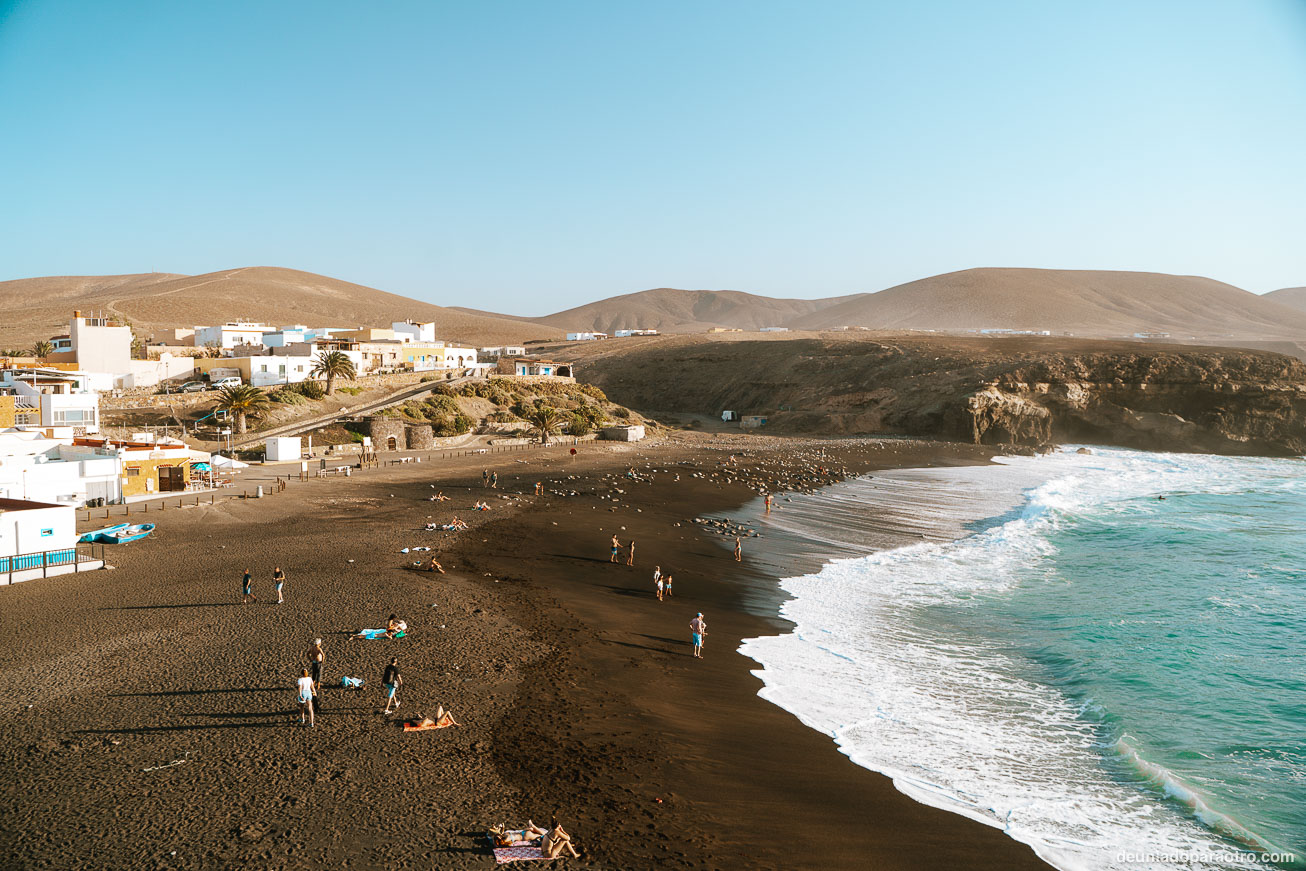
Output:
[{"xmin": 741, "ymin": 447, "xmax": 1301, "ymax": 871}]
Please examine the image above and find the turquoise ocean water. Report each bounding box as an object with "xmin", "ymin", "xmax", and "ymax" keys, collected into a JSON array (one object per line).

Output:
[{"xmin": 741, "ymin": 448, "xmax": 1306, "ymax": 871}]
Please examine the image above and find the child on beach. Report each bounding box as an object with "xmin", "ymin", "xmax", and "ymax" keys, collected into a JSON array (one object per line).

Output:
[
  {"xmin": 297, "ymin": 667, "xmax": 316, "ymax": 727},
  {"xmin": 241, "ymin": 569, "xmax": 255, "ymax": 604},
  {"xmin": 382, "ymin": 657, "xmax": 402, "ymax": 714},
  {"xmin": 535, "ymin": 481, "xmax": 543, "ymax": 495},
  {"xmin": 690, "ymin": 613, "xmax": 707, "ymax": 658},
  {"xmin": 664, "ymin": 574, "xmax": 672, "ymax": 597},
  {"xmin": 627, "ymin": 540, "xmax": 636, "ymax": 566},
  {"xmin": 273, "ymin": 567, "xmax": 286, "ymax": 604},
  {"xmin": 733, "ymin": 537, "xmax": 742, "ymax": 562}
]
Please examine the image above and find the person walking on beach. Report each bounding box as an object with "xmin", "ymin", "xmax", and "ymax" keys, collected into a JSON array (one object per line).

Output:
[
  {"xmin": 273, "ymin": 567, "xmax": 286, "ymax": 605},
  {"xmin": 664, "ymin": 574, "xmax": 673, "ymax": 597},
  {"xmin": 382, "ymin": 657, "xmax": 402, "ymax": 715},
  {"xmin": 626, "ymin": 540, "xmax": 636, "ymax": 567},
  {"xmin": 690, "ymin": 613, "xmax": 707, "ymax": 658},
  {"xmin": 297, "ymin": 667, "xmax": 316, "ymax": 727},
  {"xmin": 490, "ymin": 471, "xmax": 498, "ymax": 489},
  {"xmin": 764, "ymin": 493, "xmax": 772, "ymax": 514},
  {"xmin": 656, "ymin": 573, "xmax": 665, "ymax": 601},
  {"xmin": 482, "ymin": 469, "xmax": 489, "ymax": 488},
  {"xmin": 733, "ymin": 537, "xmax": 742, "ymax": 562},
  {"xmin": 652, "ymin": 565, "xmax": 661, "ymax": 590},
  {"xmin": 308, "ymin": 638, "xmax": 325, "ymax": 707},
  {"xmin": 610, "ymin": 535, "xmax": 622, "ymax": 564},
  {"xmin": 241, "ymin": 569, "xmax": 255, "ymax": 604}
]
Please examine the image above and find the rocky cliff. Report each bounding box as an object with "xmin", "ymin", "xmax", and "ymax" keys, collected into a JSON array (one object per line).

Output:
[{"xmin": 556, "ymin": 335, "xmax": 1306, "ymax": 456}]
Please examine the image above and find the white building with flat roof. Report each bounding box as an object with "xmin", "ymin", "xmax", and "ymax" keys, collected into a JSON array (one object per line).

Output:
[
  {"xmin": 392, "ymin": 320, "xmax": 436, "ymax": 343},
  {"xmin": 0, "ymin": 497, "xmax": 102, "ymax": 583},
  {"xmin": 193, "ymin": 322, "xmax": 276, "ymax": 350},
  {"xmin": 0, "ymin": 430, "xmax": 122, "ymax": 506}
]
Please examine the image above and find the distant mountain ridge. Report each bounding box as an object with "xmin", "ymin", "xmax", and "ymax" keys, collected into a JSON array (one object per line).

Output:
[
  {"xmin": 457, "ymin": 288, "xmax": 862, "ymax": 334},
  {"xmin": 7, "ymin": 266, "xmax": 1306, "ymax": 351},
  {"xmin": 462, "ymin": 268, "xmax": 1306, "ymax": 342},
  {"xmin": 0, "ymin": 267, "xmax": 562, "ymax": 347}
]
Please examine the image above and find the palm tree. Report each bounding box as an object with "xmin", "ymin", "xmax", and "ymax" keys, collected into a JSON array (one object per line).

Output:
[
  {"xmin": 32, "ymin": 340, "xmax": 54, "ymax": 358},
  {"xmin": 213, "ymin": 384, "xmax": 269, "ymax": 434},
  {"xmin": 310, "ymin": 351, "xmax": 357, "ymax": 395},
  {"xmin": 526, "ymin": 405, "xmax": 564, "ymax": 445}
]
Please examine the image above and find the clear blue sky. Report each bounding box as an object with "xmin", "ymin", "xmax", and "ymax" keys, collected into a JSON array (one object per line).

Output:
[{"xmin": 2, "ymin": 0, "xmax": 1305, "ymax": 312}]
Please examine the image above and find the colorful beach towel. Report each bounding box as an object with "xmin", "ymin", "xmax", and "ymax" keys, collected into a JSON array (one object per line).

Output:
[
  {"xmin": 355, "ymin": 629, "xmax": 406, "ymax": 640},
  {"xmin": 493, "ymin": 846, "xmax": 553, "ymax": 863}
]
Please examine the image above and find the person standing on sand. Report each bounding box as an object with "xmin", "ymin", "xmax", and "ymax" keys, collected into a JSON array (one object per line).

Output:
[
  {"xmin": 535, "ymin": 481, "xmax": 543, "ymax": 495},
  {"xmin": 382, "ymin": 657, "xmax": 402, "ymax": 714},
  {"xmin": 309, "ymin": 638, "xmax": 325, "ymax": 707},
  {"xmin": 241, "ymin": 569, "xmax": 255, "ymax": 604},
  {"xmin": 664, "ymin": 574, "xmax": 673, "ymax": 597},
  {"xmin": 627, "ymin": 540, "xmax": 636, "ymax": 567},
  {"xmin": 273, "ymin": 567, "xmax": 286, "ymax": 605},
  {"xmin": 690, "ymin": 613, "xmax": 707, "ymax": 658},
  {"xmin": 490, "ymin": 471, "xmax": 498, "ymax": 489},
  {"xmin": 297, "ymin": 667, "xmax": 316, "ymax": 727},
  {"xmin": 656, "ymin": 573, "xmax": 665, "ymax": 601},
  {"xmin": 610, "ymin": 535, "xmax": 622, "ymax": 563},
  {"xmin": 482, "ymin": 469, "xmax": 489, "ymax": 488},
  {"xmin": 765, "ymin": 493, "xmax": 772, "ymax": 514},
  {"xmin": 733, "ymin": 537, "xmax": 742, "ymax": 562},
  {"xmin": 652, "ymin": 565, "xmax": 661, "ymax": 588}
]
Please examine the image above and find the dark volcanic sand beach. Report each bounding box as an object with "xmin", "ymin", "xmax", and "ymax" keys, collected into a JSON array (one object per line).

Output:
[{"xmin": 0, "ymin": 433, "xmax": 1051, "ymax": 870}]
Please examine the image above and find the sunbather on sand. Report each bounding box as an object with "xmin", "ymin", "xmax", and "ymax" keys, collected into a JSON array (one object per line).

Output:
[
  {"xmin": 449, "ymin": 516, "xmax": 469, "ymax": 530},
  {"xmin": 543, "ymin": 822, "xmax": 580, "ymax": 859},
  {"xmin": 420, "ymin": 556, "xmax": 445, "ymax": 573},
  {"xmin": 385, "ymin": 614, "xmax": 408, "ymax": 638},
  {"xmin": 474, "ymin": 500, "xmax": 491, "ymax": 511},
  {"xmin": 410, "ymin": 705, "xmax": 459, "ymax": 729}
]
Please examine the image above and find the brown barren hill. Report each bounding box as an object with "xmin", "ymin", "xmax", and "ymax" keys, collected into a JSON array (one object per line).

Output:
[
  {"xmin": 459, "ymin": 287, "xmax": 859, "ymax": 333},
  {"xmin": 1262, "ymin": 286, "xmax": 1306, "ymax": 314},
  {"xmin": 0, "ymin": 267, "xmax": 562, "ymax": 347},
  {"xmin": 786, "ymin": 268, "xmax": 1306, "ymax": 339}
]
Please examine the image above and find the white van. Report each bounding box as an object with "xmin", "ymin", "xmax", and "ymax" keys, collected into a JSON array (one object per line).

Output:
[{"xmin": 212, "ymin": 376, "xmax": 244, "ymax": 389}]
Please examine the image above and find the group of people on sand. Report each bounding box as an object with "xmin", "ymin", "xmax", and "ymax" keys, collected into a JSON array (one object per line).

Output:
[
  {"xmin": 609, "ymin": 535, "xmax": 635, "ymax": 566},
  {"xmin": 491, "ymin": 819, "xmax": 581, "ymax": 859},
  {"xmin": 240, "ymin": 567, "xmax": 288, "ymax": 605},
  {"xmin": 481, "ymin": 469, "xmax": 498, "ymax": 488},
  {"xmin": 609, "ymin": 542, "xmax": 710, "ymax": 659}
]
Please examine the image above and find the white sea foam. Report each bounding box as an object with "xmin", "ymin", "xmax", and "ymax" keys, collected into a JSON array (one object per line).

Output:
[{"xmin": 740, "ymin": 447, "xmax": 1298, "ymax": 871}]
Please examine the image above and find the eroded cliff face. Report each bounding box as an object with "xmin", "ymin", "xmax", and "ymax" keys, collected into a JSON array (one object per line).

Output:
[{"xmin": 566, "ymin": 336, "xmax": 1306, "ymax": 456}]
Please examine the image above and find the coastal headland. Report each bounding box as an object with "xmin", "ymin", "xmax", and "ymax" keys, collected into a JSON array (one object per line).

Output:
[{"xmin": 0, "ymin": 432, "xmax": 1050, "ymax": 870}]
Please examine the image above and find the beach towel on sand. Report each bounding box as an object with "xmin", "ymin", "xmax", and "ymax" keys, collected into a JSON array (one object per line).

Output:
[
  {"xmin": 493, "ymin": 846, "xmax": 553, "ymax": 863},
  {"xmin": 355, "ymin": 629, "xmax": 405, "ymax": 639}
]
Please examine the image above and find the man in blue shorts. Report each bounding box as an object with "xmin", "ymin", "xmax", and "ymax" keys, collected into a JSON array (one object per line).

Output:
[
  {"xmin": 382, "ymin": 657, "xmax": 402, "ymax": 714},
  {"xmin": 690, "ymin": 613, "xmax": 706, "ymax": 659}
]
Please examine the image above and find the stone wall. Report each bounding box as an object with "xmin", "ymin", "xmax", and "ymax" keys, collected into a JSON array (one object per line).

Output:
[
  {"xmin": 368, "ymin": 418, "xmax": 406, "ymax": 451},
  {"xmin": 406, "ymin": 424, "xmax": 435, "ymax": 450}
]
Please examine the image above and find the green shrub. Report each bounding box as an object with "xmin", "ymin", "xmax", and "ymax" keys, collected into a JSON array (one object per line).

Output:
[
  {"xmin": 431, "ymin": 412, "xmax": 474, "ymax": 437},
  {"xmin": 567, "ymin": 412, "xmax": 594, "ymax": 436},
  {"xmin": 578, "ymin": 383, "xmax": 607, "ymax": 401},
  {"xmin": 336, "ymin": 385, "xmax": 363, "ymax": 396},
  {"xmin": 487, "ymin": 409, "xmax": 519, "ymax": 423},
  {"xmin": 611, "ymin": 406, "xmax": 631, "ymax": 420},
  {"xmin": 294, "ymin": 380, "xmax": 326, "ymax": 400},
  {"xmin": 268, "ymin": 389, "xmax": 308, "ymax": 405}
]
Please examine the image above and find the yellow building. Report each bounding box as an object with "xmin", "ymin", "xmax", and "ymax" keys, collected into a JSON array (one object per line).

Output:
[
  {"xmin": 74, "ymin": 436, "xmax": 192, "ymax": 497},
  {"xmin": 0, "ymin": 396, "xmax": 39, "ymax": 428}
]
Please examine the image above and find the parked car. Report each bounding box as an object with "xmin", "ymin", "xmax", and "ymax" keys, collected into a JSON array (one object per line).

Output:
[
  {"xmin": 180, "ymin": 381, "xmax": 208, "ymax": 393},
  {"xmin": 212, "ymin": 376, "xmax": 244, "ymax": 389}
]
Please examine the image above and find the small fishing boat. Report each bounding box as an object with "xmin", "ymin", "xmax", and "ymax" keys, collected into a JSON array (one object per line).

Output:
[
  {"xmin": 105, "ymin": 523, "xmax": 155, "ymax": 544},
  {"xmin": 79, "ymin": 523, "xmax": 128, "ymax": 544}
]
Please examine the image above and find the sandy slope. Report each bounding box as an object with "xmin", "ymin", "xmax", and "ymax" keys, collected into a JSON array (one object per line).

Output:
[{"xmin": 0, "ymin": 267, "xmax": 562, "ymax": 348}]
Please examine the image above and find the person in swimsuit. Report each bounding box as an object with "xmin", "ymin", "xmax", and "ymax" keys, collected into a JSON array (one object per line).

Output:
[
  {"xmin": 690, "ymin": 613, "xmax": 707, "ymax": 658},
  {"xmin": 610, "ymin": 535, "xmax": 621, "ymax": 563},
  {"xmin": 273, "ymin": 567, "xmax": 286, "ymax": 604},
  {"xmin": 733, "ymin": 537, "xmax": 742, "ymax": 562}
]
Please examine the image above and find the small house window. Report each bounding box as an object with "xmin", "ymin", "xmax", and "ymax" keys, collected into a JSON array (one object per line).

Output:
[{"xmin": 125, "ymin": 467, "xmax": 140, "ymax": 477}]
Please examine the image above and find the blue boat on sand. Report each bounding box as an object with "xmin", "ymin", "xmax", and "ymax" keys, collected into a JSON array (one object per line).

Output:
[
  {"xmin": 79, "ymin": 523, "xmax": 128, "ymax": 544},
  {"xmin": 104, "ymin": 524, "xmax": 155, "ymax": 544}
]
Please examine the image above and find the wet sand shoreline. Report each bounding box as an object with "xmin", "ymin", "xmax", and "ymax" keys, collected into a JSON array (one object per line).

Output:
[{"xmin": 0, "ymin": 433, "xmax": 1050, "ymax": 870}]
